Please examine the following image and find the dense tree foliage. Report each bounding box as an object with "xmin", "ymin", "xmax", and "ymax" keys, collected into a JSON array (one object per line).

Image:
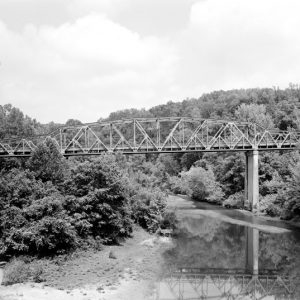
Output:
[
  {"xmin": 0, "ymin": 139, "xmax": 167, "ymax": 257},
  {"xmin": 0, "ymin": 104, "xmax": 37, "ymax": 139},
  {"xmin": 27, "ymin": 137, "xmax": 67, "ymax": 183}
]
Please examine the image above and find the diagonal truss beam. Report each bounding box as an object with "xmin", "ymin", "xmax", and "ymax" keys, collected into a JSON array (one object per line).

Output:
[{"xmin": 1, "ymin": 117, "xmax": 300, "ymax": 157}]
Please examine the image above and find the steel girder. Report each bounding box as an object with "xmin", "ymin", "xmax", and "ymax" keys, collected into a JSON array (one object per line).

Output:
[{"xmin": 1, "ymin": 117, "xmax": 300, "ymax": 157}]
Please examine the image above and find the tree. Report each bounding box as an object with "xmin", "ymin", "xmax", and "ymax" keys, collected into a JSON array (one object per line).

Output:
[
  {"xmin": 235, "ymin": 103, "xmax": 274, "ymax": 129},
  {"xmin": 27, "ymin": 137, "xmax": 67, "ymax": 183},
  {"xmin": 213, "ymin": 153, "xmax": 245, "ymax": 196},
  {"xmin": 281, "ymin": 162, "xmax": 300, "ymax": 219},
  {"xmin": 182, "ymin": 166, "xmax": 224, "ymax": 204},
  {"xmin": 0, "ymin": 104, "xmax": 36, "ymax": 139},
  {"xmin": 65, "ymin": 119, "xmax": 82, "ymax": 126}
]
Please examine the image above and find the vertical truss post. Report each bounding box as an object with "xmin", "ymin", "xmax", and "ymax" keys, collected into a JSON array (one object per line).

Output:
[
  {"xmin": 110, "ymin": 124, "xmax": 113, "ymax": 150},
  {"xmin": 157, "ymin": 119, "xmax": 160, "ymax": 149},
  {"xmin": 84, "ymin": 127, "xmax": 86, "ymax": 149},
  {"xmin": 182, "ymin": 121, "xmax": 184, "ymax": 146},
  {"xmin": 59, "ymin": 129, "xmax": 63, "ymax": 152},
  {"xmin": 133, "ymin": 120, "xmax": 136, "ymax": 149},
  {"xmin": 206, "ymin": 123, "xmax": 208, "ymax": 147},
  {"xmin": 244, "ymin": 152, "xmax": 248, "ymax": 207},
  {"xmin": 64, "ymin": 132, "xmax": 66, "ymax": 151}
]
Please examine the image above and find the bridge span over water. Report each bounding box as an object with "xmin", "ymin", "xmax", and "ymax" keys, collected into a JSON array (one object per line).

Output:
[{"xmin": 1, "ymin": 117, "xmax": 300, "ymax": 210}]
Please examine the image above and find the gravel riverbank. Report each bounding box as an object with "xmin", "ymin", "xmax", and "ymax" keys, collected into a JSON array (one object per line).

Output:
[{"xmin": 0, "ymin": 226, "xmax": 173, "ymax": 300}]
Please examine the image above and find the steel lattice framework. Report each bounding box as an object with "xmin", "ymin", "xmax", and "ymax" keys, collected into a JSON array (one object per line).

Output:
[
  {"xmin": 1, "ymin": 117, "xmax": 300, "ymax": 157},
  {"xmin": 156, "ymin": 268, "xmax": 298, "ymax": 300}
]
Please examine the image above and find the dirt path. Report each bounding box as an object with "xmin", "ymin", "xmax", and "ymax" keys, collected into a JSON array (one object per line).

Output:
[{"xmin": 0, "ymin": 226, "xmax": 173, "ymax": 300}]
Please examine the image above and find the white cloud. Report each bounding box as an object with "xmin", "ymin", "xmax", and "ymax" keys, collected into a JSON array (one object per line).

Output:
[
  {"xmin": 175, "ymin": 0, "xmax": 300, "ymax": 94},
  {"xmin": 67, "ymin": 0, "xmax": 196, "ymax": 36},
  {"xmin": 0, "ymin": 14, "xmax": 178, "ymax": 122},
  {"xmin": 40, "ymin": 14, "xmax": 168, "ymax": 67}
]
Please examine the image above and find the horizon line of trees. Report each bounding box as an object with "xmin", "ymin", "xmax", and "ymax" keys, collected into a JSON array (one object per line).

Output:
[{"xmin": 2, "ymin": 84, "xmax": 300, "ymax": 140}]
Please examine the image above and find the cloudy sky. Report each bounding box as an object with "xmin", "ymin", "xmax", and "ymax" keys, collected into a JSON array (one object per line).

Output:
[{"xmin": 0, "ymin": 0, "xmax": 300, "ymax": 123}]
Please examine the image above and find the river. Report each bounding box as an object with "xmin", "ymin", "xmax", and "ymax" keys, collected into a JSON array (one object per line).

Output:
[{"xmin": 155, "ymin": 195, "xmax": 300, "ymax": 300}]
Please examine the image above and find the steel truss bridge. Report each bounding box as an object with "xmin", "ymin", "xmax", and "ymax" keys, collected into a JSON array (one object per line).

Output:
[
  {"xmin": 1, "ymin": 117, "xmax": 300, "ymax": 157},
  {"xmin": 156, "ymin": 268, "xmax": 298, "ymax": 300}
]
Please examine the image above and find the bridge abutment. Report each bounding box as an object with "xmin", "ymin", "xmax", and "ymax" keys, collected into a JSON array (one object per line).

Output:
[{"xmin": 245, "ymin": 150, "xmax": 259, "ymax": 211}]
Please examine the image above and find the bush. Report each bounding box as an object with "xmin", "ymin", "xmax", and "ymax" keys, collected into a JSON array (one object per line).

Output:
[
  {"xmin": 0, "ymin": 169, "xmax": 58, "ymax": 209},
  {"xmin": 27, "ymin": 137, "xmax": 67, "ymax": 183},
  {"xmin": 130, "ymin": 188, "xmax": 166, "ymax": 233},
  {"xmin": 181, "ymin": 166, "xmax": 224, "ymax": 204},
  {"xmin": 30, "ymin": 260, "xmax": 46, "ymax": 283},
  {"xmin": 160, "ymin": 210, "xmax": 178, "ymax": 230},
  {"xmin": 0, "ymin": 192, "xmax": 78, "ymax": 257},
  {"xmin": 2, "ymin": 258, "xmax": 30, "ymax": 285},
  {"xmin": 223, "ymin": 192, "xmax": 244, "ymax": 209},
  {"xmin": 168, "ymin": 175, "xmax": 189, "ymax": 194},
  {"xmin": 63, "ymin": 154, "xmax": 126, "ymax": 197},
  {"xmin": 259, "ymin": 194, "xmax": 280, "ymax": 216},
  {"xmin": 64, "ymin": 191, "xmax": 133, "ymax": 243}
]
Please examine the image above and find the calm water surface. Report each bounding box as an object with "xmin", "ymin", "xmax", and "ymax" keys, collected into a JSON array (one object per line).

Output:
[{"xmin": 156, "ymin": 196, "xmax": 300, "ymax": 300}]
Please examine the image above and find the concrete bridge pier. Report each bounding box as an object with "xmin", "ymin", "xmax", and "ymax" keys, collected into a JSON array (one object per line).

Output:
[{"xmin": 244, "ymin": 150, "xmax": 259, "ymax": 211}]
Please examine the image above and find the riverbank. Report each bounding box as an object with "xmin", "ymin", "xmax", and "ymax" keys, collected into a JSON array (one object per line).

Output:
[{"xmin": 0, "ymin": 225, "xmax": 172, "ymax": 300}]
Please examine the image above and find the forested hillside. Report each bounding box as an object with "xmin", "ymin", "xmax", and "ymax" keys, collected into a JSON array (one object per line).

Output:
[{"xmin": 1, "ymin": 84, "xmax": 300, "ymax": 259}]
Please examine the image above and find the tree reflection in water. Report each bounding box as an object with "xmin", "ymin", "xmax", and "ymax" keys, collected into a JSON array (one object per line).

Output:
[{"xmin": 156, "ymin": 215, "xmax": 300, "ymax": 300}]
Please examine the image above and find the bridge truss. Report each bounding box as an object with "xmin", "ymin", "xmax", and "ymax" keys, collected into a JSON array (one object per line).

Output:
[
  {"xmin": 1, "ymin": 117, "xmax": 300, "ymax": 157},
  {"xmin": 156, "ymin": 268, "xmax": 298, "ymax": 300}
]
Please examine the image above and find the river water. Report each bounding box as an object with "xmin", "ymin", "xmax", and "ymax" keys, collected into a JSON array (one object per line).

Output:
[{"xmin": 155, "ymin": 195, "xmax": 300, "ymax": 300}]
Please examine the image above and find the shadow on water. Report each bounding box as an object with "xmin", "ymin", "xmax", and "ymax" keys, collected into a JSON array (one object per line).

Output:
[{"xmin": 155, "ymin": 196, "xmax": 300, "ymax": 300}]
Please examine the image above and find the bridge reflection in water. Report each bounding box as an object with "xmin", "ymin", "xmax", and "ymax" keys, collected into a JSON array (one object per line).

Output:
[{"xmin": 155, "ymin": 228, "xmax": 298, "ymax": 300}]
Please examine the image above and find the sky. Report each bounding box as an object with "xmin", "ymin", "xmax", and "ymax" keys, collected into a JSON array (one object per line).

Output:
[{"xmin": 0, "ymin": 0, "xmax": 300, "ymax": 123}]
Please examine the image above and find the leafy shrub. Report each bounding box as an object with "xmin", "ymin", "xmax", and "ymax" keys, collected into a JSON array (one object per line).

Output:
[
  {"xmin": 62, "ymin": 156, "xmax": 134, "ymax": 243},
  {"xmin": 160, "ymin": 210, "xmax": 178, "ymax": 230},
  {"xmin": 168, "ymin": 175, "xmax": 189, "ymax": 194},
  {"xmin": 2, "ymin": 258, "xmax": 30, "ymax": 285},
  {"xmin": 64, "ymin": 191, "xmax": 133, "ymax": 243},
  {"xmin": 260, "ymin": 172, "xmax": 285, "ymax": 196},
  {"xmin": 30, "ymin": 260, "xmax": 46, "ymax": 283},
  {"xmin": 266, "ymin": 202, "xmax": 281, "ymax": 217},
  {"xmin": 130, "ymin": 188, "xmax": 166, "ymax": 232},
  {"xmin": 0, "ymin": 169, "xmax": 57, "ymax": 209},
  {"xmin": 278, "ymin": 163, "xmax": 300, "ymax": 219},
  {"xmin": 223, "ymin": 192, "xmax": 244, "ymax": 209},
  {"xmin": 259, "ymin": 194, "xmax": 280, "ymax": 216},
  {"xmin": 3, "ymin": 215, "xmax": 77, "ymax": 256},
  {"xmin": 27, "ymin": 137, "xmax": 67, "ymax": 183},
  {"xmin": 181, "ymin": 166, "xmax": 224, "ymax": 204},
  {"xmin": 63, "ymin": 154, "xmax": 126, "ymax": 197},
  {"xmin": 0, "ymin": 194, "xmax": 78, "ymax": 257}
]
